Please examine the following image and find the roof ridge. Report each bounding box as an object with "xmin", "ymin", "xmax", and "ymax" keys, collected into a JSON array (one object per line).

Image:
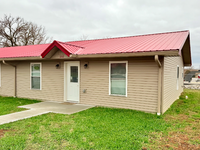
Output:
[
  {"xmin": 66, "ymin": 30, "xmax": 189, "ymax": 43},
  {"xmin": 56, "ymin": 41, "xmax": 84, "ymax": 49}
]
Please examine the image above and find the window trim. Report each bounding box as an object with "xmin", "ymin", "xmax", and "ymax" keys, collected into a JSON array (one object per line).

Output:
[
  {"xmin": 182, "ymin": 67, "xmax": 184, "ymax": 78},
  {"xmin": 177, "ymin": 65, "xmax": 179, "ymax": 90},
  {"xmin": 30, "ymin": 62, "xmax": 42, "ymax": 90},
  {"xmin": 109, "ymin": 61, "xmax": 128, "ymax": 97}
]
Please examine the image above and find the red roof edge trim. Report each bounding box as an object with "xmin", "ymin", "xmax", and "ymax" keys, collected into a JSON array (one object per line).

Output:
[{"xmin": 41, "ymin": 40, "xmax": 71, "ymax": 58}]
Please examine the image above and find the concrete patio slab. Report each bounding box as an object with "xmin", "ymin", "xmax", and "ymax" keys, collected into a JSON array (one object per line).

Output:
[{"xmin": 0, "ymin": 102, "xmax": 94, "ymax": 125}]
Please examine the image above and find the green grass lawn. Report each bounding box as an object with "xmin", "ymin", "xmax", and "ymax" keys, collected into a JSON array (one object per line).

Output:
[
  {"xmin": 0, "ymin": 89, "xmax": 200, "ymax": 149},
  {"xmin": 0, "ymin": 96, "xmax": 40, "ymax": 116}
]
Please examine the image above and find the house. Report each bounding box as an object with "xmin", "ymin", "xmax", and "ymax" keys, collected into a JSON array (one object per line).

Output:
[{"xmin": 0, "ymin": 30, "xmax": 191, "ymax": 114}]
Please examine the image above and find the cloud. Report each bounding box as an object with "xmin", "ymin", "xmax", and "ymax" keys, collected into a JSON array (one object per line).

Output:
[{"xmin": 0, "ymin": 0, "xmax": 200, "ymax": 66}]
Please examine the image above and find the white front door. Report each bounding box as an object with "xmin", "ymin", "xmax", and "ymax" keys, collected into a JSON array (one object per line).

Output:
[{"xmin": 65, "ymin": 61, "xmax": 80, "ymax": 102}]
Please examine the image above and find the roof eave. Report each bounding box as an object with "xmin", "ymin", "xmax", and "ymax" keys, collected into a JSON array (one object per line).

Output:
[
  {"xmin": 0, "ymin": 50, "xmax": 181, "ymax": 60},
  {"xmin": 0, "ymin": 56, "xmax": 42, "ymax": 61},
  {"xmin": 179, "ymin": 34, "xmax": 192, "ymax": 66},
  {"xmin": 70, "ymin": 50, "xmax": 179, "ymax": 58}
]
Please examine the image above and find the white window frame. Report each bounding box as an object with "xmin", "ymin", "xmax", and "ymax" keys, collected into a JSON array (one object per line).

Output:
[
  {"xmin": 177, "ymin": 65, "xmax": 179, "ymax": 90},
  {"xmin": 109, "ymin": 61, "xmax": 128, "ymax": 97},
  {"xmin": 182, "ymin": 67, "xmax": 184, "ymax": 78},
  {"xmin": 30, "ymin": 62, "xmax": 42, "ymax": 90}
]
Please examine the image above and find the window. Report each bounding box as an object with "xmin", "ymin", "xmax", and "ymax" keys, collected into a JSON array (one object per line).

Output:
[
  {"xmin": 182, "ymin": 67, "xmax": 184, "ymax": 78},
  {"xmin": 177, "ymin": 66, "xmax": 179, "ymax": 79},
  {"xmin": 31, "ymin": 63, "xmax": 41, "ymax": 90},
  {"xmin": 70, "ymin": 66, "xmax": 78, "ymax": 82},
  {"xmin": 109, "ymin": 61, "xmax": 127, "ymax": 96},
  {"xmin": 177, "ymin": 65, "xmax": 179, "ymax": 90}
]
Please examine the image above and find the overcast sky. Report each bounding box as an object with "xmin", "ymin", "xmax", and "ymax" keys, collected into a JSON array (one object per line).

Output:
[{"xmin": 0, "ymin": 0, "xmax": 199, "ymax": 68}]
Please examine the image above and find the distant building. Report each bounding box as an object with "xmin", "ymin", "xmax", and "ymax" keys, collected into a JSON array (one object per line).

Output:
[{"xmin": 184, "ymin": 71, "xmax": 200, "ymax": 82}]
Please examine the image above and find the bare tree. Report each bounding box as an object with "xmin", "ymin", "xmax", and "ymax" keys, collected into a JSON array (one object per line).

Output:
[
  {"xmin": 185, "ymin": 66, "xmax": 197, "ymax": 71},
  {"xmin": 0, "ymin": 15, "xmax": 52, "ymax": 47},
  {"xmin": 80, "ymin": 34, "xmax": 88, "ymax": 41}
]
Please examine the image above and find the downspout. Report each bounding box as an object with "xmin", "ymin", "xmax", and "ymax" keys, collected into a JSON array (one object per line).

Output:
[
  {"xmin": 2, "ymin": 60, "xmax": 17, "ymax": 97},
  {"xmin": 154, "ymin": 55, "xmax": 162, "ymax": 115}
]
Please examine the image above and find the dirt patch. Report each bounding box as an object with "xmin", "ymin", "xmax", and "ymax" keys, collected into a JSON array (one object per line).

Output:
[
  {"xmin": 162, "ymin": 114, "xmax": 200, "ymax": 149},
  {"xmin": 177, "ymin": 114, "xmax": 189, "ymax": 120},
  {"xmin": 161, "ymin": 132, "xmax": 200, "ymax": 150},
  {"xmin": 148, "ymin": 121, "xmax": 200, "ymax": 150},
  {"xmin": 164, "ymin": 114, "xmax": 189, "ymax": 122},
  {"xmin": 0, "ymin": 129, "xmax": 10, "ymax": 138},
  {"xmin": 148, "ymin": 130, "xmax": 200, "ymax": 150}
]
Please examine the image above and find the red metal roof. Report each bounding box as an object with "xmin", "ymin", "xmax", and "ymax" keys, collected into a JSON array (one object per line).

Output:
[
  {"xmin": 0, "ymin": 30, "xmax": 190, "ymax": 58},
  {"xmin": 0, "ymin": 44, "xmax": 50, "ymax": 58},
  {"xmin": 66, "ymin": 30, "xmax": 189, "ymax": 55},
  {"xmin": 57, "ymin": 41, "xmax": 84, "ymax": 54}
]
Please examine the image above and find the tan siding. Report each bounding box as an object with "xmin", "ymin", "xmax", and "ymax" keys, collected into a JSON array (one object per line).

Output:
[
  {"xmin": 80, "ymin": 58, "xmax": 158, "ymax": 113},
  {"xmin": 0, "ymin": 64, "xmax": 15, "ymax": 97},
  {"xmin": 51, "ymin": 50, "xmax": 72, "ymax": 59},
  {"xmin": 162, "ymin": 56, "xmax": 184, "ymax": 113},
  {"xmin": 0, "ymin": 57, "xmax": 160, "ymax": 113},
  {"xmin": 17, "ymin": 61, "xmax": 64, "ymax": 102}
]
